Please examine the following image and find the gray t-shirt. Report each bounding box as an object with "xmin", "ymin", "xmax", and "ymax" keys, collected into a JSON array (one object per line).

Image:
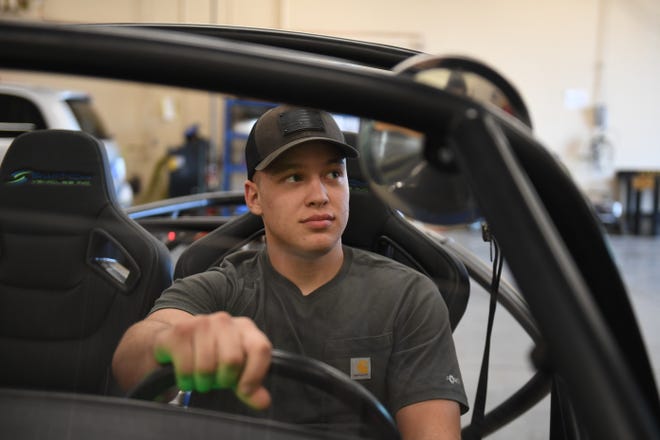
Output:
[{"xmin": 152, "ymin": 246, "xmax": 468, "ymax": 428}]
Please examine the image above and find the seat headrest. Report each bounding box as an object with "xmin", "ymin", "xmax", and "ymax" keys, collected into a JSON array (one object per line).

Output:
[{"xmin": 0, "ymin": 130, "xmax": 117, "ymax": 214}]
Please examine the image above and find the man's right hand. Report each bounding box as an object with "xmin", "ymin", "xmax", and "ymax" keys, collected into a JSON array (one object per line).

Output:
[{"xmin": 112, "ymin": 309, "xmax": 273, "ymax": 410}]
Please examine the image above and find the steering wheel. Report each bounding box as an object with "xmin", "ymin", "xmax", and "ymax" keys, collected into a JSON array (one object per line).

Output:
[{"xmin": 127, "ymin": 349, "xmax": 400, "ymax": 440}]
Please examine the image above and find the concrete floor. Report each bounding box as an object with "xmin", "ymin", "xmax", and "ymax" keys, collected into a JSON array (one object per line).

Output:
[{"xmin": 442, "ymin": 227, "xmax": 660, "ymax": 439}]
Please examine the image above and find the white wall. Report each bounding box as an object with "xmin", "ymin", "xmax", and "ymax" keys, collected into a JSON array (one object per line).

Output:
[
  {"xmin": 1, "ymin": 0, "xmax": 659, "ymax": 201},
  {"xmin": 280, "ymin": 0, "xmax": 660, "ymax": 200}
]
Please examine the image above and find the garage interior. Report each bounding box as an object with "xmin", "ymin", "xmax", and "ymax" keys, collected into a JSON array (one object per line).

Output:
[{"xmin": 0, "ymin": 1, "xmax": 659, "ymax": 439}]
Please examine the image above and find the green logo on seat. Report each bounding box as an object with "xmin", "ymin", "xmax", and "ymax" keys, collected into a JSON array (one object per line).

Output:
[{"xmin": 5, "ymin": 170, "xmax": 92, "ymax": 186}]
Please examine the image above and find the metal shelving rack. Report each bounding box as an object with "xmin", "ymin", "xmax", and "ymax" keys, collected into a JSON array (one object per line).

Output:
[{"xmin": 221, "ymin": 98, "xmax": 276, "ymax": 190}]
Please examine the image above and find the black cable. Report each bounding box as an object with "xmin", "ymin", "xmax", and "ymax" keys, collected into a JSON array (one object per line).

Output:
[{"xmin": 465, "ymin": 225, "xmax": 504, "ymax": 440}]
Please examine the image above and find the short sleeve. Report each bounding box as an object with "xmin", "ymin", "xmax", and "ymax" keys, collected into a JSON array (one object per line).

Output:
[
  {"xmin": 387, "ymin": 276, "xmax": 469, "ymax": 414},
  {"xmin": 150, "ymin": 271, "xmax": 227, "ymax": 315}
]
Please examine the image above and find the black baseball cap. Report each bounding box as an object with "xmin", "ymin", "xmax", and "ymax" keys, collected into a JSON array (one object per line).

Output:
[{"xmin": 245, "ymin": 105, "xmax": 359, "ymax": 180}]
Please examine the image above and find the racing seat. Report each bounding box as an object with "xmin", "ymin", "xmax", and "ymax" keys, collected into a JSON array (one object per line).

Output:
[
  {"xmin": 174, "ymin": 157, "xmax": 470, "ymax": 330},
  {"xmin": 0, "ymin": 130, "xmax": 172, "ymax": 394}
]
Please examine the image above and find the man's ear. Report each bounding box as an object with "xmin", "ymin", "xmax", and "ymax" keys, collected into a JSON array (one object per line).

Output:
[{"xmin": 244, "ymin": 179, "xmax": 263, "ymax": 215}]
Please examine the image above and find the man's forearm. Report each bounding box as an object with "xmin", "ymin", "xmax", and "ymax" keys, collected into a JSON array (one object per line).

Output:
[{"xmin": 112, "ymin": 319, "xmax": 171, "ymax": 391}]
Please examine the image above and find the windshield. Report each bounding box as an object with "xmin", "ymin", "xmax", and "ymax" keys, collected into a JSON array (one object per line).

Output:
[
  {"xmin": 66, "ymin": 97, "xmax": 110, "ymax": 139},
  {"xmin": 0, "ymin": 93, "xmax": 47, "ymax": 137}
]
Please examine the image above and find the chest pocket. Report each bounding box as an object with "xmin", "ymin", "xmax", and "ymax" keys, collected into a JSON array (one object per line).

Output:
[{"xmin": 322, "ymin": 333, "xmax": 393, "ymax": 403}]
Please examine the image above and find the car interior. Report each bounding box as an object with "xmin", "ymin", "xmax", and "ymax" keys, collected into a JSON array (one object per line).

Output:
[{"xmin": 0, "ymin": 127, "xmax": 470, "ymax": 439}]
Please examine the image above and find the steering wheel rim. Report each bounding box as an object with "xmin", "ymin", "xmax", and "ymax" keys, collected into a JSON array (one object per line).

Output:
[{"xmin": 127, "ymin": 349, "xmax": 400, "ymax": 440}]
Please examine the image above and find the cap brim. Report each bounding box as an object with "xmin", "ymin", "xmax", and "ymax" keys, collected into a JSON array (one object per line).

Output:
[{"xmin": 254, "ymin": 137, "xmax": 359, "ymax": 172}]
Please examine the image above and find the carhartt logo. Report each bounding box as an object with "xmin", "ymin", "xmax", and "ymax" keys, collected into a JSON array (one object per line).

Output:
[{"xmin": 350, "ymin": 357, "xmax": 371, "ymax": 380}]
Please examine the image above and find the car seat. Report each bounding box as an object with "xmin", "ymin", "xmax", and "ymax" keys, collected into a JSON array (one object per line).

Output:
[
  {"xmin": 0, "ymin": 130, "xmax": 172, "ymax": 394},
  {"xmin": 174, "ymin": 156, "xmax": 470, "ymax": 331}
]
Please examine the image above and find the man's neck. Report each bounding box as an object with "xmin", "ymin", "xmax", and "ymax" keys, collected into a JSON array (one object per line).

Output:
[{"xmin": 267, "ymin": 243, "xmax": 344, "ymax": 296}]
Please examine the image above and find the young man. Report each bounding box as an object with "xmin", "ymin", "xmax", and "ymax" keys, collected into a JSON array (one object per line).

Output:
[{"xmin": 112, "ymin": 105, "xmax": 468, "ymax": 439}]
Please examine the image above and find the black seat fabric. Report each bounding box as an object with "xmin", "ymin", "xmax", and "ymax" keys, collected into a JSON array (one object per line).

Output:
[
  {"xmin": 174, "ymin": 158, "xmax": 469, "ymax": 330},
  {"xmin": 0, "ymin": 130, "xmax": 172, "ymax": 394}
]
